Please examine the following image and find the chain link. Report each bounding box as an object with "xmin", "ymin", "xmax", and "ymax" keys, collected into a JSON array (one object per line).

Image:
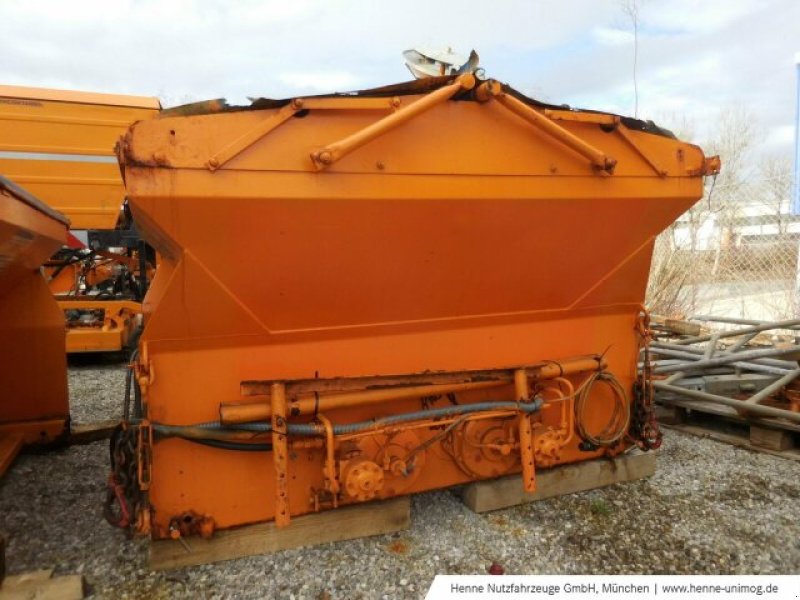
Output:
[
  {"xmin": 631, "ymin": 309, "xmax": 662, "ymax": 450},
  {"xmin": 104, "ymin": 424, "xmax": 144, "ymax": 534}
]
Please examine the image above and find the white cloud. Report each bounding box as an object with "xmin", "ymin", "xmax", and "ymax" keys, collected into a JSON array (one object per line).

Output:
[
  {"xmin": 643, "ymin": 0, "xmax": 760, "ymax": 35},
  {"xmin": 592, "ymin": 26, "xmax": 633, "ymax": 46},
  {"xmin": 765, "ymin": 124, "xmax": 796, "ymax": 150},
  {"xmin": 0, "ymin": 0, "xmax": 797, "ymax": 157}
]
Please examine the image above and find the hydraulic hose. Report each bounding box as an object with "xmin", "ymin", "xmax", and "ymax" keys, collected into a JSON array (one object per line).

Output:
[
  {"xmin": 192, "ymin": 438, "xmax": 273, "ymax": 452},
  {"xmin": 153, "ymin": 399, "xmax": 543, "ymax": 443}
]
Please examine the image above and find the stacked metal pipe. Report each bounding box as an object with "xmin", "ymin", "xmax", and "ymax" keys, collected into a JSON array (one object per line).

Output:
[{"xmin": 647, "ymin": 316, "xmax": 800, "ymax": 425}]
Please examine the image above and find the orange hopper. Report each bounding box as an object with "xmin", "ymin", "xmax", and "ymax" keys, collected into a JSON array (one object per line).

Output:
[
  {"xmin": 0, "ymin": 176, "xmax": 69, "ymax": 474},
  {"xmin": 0, "ymin": 85, "xmax": 161, "ymax": 354},
  {"xmin": 112, "ymin": 74, "xmax": 719, "ymax": 539}
]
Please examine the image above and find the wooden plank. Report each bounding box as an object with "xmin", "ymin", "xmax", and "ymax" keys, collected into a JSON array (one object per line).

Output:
[
  {"xmin": 461, "ymin": 452, "xmax": 656, "ymax": 514},
  {"xmin": 749, "ymin": 425, "xmax": 796, "ymax": 451},
  {"xmin": 650, "ymin": 316, "xmax": 703, "ymax": 336},
  {"xmin": 662, "ymin": 423, "xmax": 800, "ymax": 462},
  {"xmin": 4, "ymin": 569, "xmax": 52, "ymax": 583},
  {"xmin": 67, "ymin": 420, "xmax": 120, "ymax": 445},
  {"xmin": 0, "ymin": 434, "xmax": 22, "ymax": 478},
  {"xmin": 657, "ymin": 405, "xmax": 688, "ymax": 426},
  {"xmin": 658, "ymin": 396, "xmax": 800, "ymax": 434},
  {"xmin": 0, "ymin": 571, "xmax": 83, "ymax": 600},
  {"xmin": 149, "ymin": 496, "xmax": 410, "ymax": 571}
]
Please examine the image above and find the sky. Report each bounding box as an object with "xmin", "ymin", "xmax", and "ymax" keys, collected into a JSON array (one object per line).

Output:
[{"xmin": 2, "ymin": 0, "xmax": 798, "ymax": 156}]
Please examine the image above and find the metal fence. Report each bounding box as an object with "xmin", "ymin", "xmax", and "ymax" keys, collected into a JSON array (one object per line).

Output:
[{"xmin": 646, "ymin": 179, "xmax": 800, "ymax": 321}]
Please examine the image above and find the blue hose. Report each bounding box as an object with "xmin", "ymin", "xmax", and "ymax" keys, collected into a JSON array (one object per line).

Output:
[{"xmin": 153, "ymin": 399, "xmax": 542, "ymax": 438}]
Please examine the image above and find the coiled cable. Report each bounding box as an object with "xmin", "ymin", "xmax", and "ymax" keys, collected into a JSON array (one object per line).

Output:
[{"xmin": 574, "ymin": 370, "xmax": 630, "ymax": 447}]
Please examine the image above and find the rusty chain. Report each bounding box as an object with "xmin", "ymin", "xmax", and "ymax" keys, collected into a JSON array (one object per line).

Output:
[{"xmin": 631, "ymin": 308, "xmax": 662, "ymax": 450}]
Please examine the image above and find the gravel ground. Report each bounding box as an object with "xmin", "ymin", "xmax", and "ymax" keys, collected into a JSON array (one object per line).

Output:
[{"xmin": 1, "ymin": 360, "xmax": 799, "ymax": 599}]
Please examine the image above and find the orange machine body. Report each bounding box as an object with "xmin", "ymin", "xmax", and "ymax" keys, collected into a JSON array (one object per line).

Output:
[
  {"xmin": 0, "ymin": 85, "xmax": 160, "ymax": 229},
  {"xmin": 0, "ymin": 176, "xmax": 69, "ymax": 473},
  {"xmin": 0, "ymin": 85, "xmax": 160, "ymax": 353},
  {"xmin": 116, "ymin": 75, "xmax": 718, "ymax": 538}
]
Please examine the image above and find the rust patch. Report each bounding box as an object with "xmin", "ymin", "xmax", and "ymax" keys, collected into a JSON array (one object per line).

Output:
[{"xmin": 388, "ymin": 539, "xmax": 409, "ymax": 554}]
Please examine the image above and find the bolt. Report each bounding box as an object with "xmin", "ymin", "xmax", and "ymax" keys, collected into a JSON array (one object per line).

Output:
[
  {"xmin": 292, "ymin": 98, "xmax": 304, "ymax": 109},
  {"xmin": 459, "ymin": 73, "xmax": 476, "ymax": 90},
  {"xmin": 316, "ymin": 150, "xmax": 333, "ymax": 165},
  {"xmin": 475, "ymin": 80, "xmax": 502, "ymax": 103},
  {"xmin": 376, "ymin": 160, "xmax": 385, "ymax": 170}
]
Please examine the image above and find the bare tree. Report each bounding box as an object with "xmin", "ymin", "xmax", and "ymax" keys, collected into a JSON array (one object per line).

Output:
[
  {"xmin": 704, "ymin": 106, "xmax": 759, "ymax": 278},
  {"xmin": 758, "ymin": 155, "xmax": 793, "ymax": 234},
  {"xmin": 647, "ymin": 107, "xmax": 762, "ymax": 317},
  {"xmin": 620, "ymin": 0, "xmax": 641, "ymax": 118}
]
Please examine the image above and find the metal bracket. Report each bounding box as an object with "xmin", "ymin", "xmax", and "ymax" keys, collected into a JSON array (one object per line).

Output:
[
  {"xmin": 532, "ymin": 106, "xmax": 669, "ymax": 178},
  {"xmin": 615, "ymin": 123, "xmax": 667, "ymax": 177},
  {"xmin": 477, "ymin": 80, "xmax": 616, "ymax": 175},
  {"xmin": 207, "ymin": 103, "xmax": 299, "ymax": 171},
  {"xmin": 137, "ymin": 420, "xmax": 153, "ymax": 491},
  {"xmin": 205, "ymin": 96, "xmax": 404, "ymax": 172},
  {"xmin": 514, "ymin": 369, "xmax": 537, "ymax": 493},
  {"xmin": 310, "ymin": 74, "xmax": 476, "ymax": 170},
  {"xmin": 271, "ymin": 382, "xmax": 291, "ymax": 528}
]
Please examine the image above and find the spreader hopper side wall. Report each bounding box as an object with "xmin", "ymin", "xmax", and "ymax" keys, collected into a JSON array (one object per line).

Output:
[
  {"xmin": 128, "ymin": 180, "xmax": 699, "ymax": 338},
  {"xmin": 0, "ymin": 271, "xmax": 69, "ymax": 432},
  {"xmin": 0, "ymin": 181, "xmax": 70, "ymax": 443}
]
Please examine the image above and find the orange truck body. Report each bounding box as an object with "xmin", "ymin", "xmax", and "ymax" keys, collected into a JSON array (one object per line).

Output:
[
  {"xmin": 0, "ymin": 85, "xmax": 160, "ymax": 353},
  {"xmin": 115, "ymin": 75, "xmax": 718, "ymax": 539},
  {"xmin": 0, "ymin": 85, "xmax": 160, "ymax": 229},
  {"xmin": 0, "ymin": 176, "xmax": 69, "ymax": 473}
]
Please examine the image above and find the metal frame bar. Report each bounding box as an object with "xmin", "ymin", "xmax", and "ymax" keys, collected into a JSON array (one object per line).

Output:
[
  {"xmin": 674, "ymin": 319, "xmax": 800, "ymax": 346},
  {"xmin": 478, "ymin": 81, "xmax": 616, "ymax": 174},
  {"xmin": 310, "ymin": 75, "xmax": 475, "ymax": 170},
  {"xmin": 514, "ymin": 369, "xmax": 536, "ymax": 493},
  {"xmin": 652, "ymin": 343, "xmax": 800, "ymax": 374},
  {"xmin": 654, "ymin": 380, "xmax": 800, "ymax": 423},
  {"xmin": 226, "ymin": 356, "xmax": 606, "ymax": 424},
  {"xmin": 271, "ymin": 382, "xmax": 290, "ymax": 527}
]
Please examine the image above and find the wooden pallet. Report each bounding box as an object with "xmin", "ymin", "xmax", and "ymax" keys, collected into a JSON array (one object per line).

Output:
[
  {"xmin": 67, "ymin": 419, "xmax": 120, "ymax": 445},
  {"xmin": 657, "ymin": 402, "xmax": 800, "ymax": 461},
  {"xmin": 0, "ymin": 569, "xmax": 84, "ymax": 600},
  {"xmin": 0, "ymin": 434, "xmax": 22, "ymax": 479},
  {"xmin": 460, "ymin": 451, "xmax": 656, "ymax": 513},
  {"xmin": 149, "ymin": 496, "xmax": 410, "ymax": 570},
  {"xmin": 657, "ymin": 396, "xmax": 800, "ymax": 434}
]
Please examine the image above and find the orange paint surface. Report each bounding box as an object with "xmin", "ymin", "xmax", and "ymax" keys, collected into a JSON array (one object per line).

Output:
[
  {"xmin": 118, "ymin": 78, "xmax": 716, "ymax": 536},
  {"xmin": 0, "ymin": 177, "xmax": 69, "ymax": 443}
]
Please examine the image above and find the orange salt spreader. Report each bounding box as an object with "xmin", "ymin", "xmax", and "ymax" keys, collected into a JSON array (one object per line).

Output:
[
  {"xmin": 0, "ymin": 85, "xmax": 161, "ymax": 353},
  {"xmin": 107, "ymin": 73, "xmax": 720, "ymax": 539},
  {"xmin": 0, "ymin": 176, "xmax": 70, "ymax": 475}
]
